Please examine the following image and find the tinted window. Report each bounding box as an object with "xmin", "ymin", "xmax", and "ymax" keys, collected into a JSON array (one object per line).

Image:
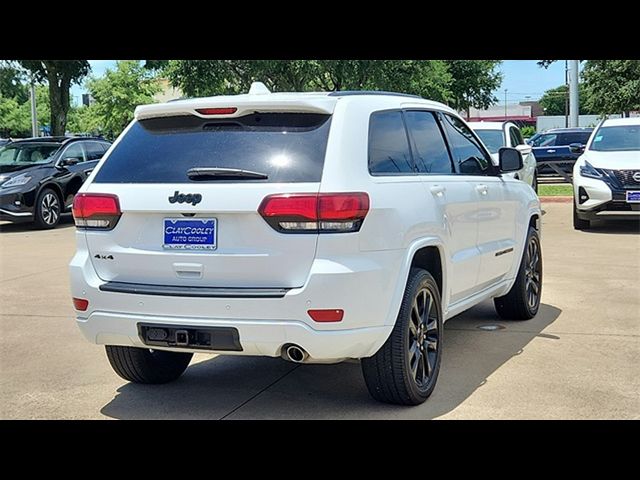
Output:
[
  {"xmin": 85, "ymin": 142, "xmax": 105, "ymax": 161},
  {"xmin": 405, "ymin": 111, "xmax": 453, "ymax": 174},
  {"xmin": 530, "ymin": 133, "xmax": 557, "ymax": 147},
  {"xmin": 590, "ymin": 125, "xmax": 640, "ymax": 152},
  {"xmin": 62, "ymin": 143, "xmax": 85, "ymax": 162},
  {"xmin": 94, "ymin": 113, "xmax": 332, "ymax": 183},
  {"xmin": 441, "ymin": 114, "xmax": 492, "ymax": 175},
  {"xmin": 474, "ymin": 129, "xmax": 504, "ymax": 154},
  {"xmin": 558, "ymin": 132, "xmax": 592, "ymax": 145},
  {"xmin": 368, "ymin": 111, "xmax": 414, "ymax": 174},
  {"xmin": 509, "ymin": 127, "xmax": 524, "ymax": 146}
]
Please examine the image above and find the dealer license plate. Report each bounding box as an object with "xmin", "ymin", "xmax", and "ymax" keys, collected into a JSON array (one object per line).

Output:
[
  {"xmin": 163, "ymin": 218, "xmax": 217, "ymax": 250},
  {"xmin": 626, "ymin": 191, "xmax": 640, "ymax": 203}
]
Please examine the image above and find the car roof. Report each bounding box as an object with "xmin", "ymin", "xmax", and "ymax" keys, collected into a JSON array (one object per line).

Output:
[
  {"xmin": 136, "ymin": 88, "xmax": 457, "ymax": 121},
  {"xmin": 600, "ymin": 117, "xmax": 640, "ymax": 127},
  {"xmin": 545, "ymin": 127, "xmax": 594, "ymax": 133},
  {"xmin": 468, "ymin": 121, "xmax": 511, "ymax": 130}
]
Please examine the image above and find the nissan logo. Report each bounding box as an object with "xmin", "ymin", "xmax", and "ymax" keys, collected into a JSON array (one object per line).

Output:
[{"xmin": 633, "ymin": 172, "xmax": 640, "ymax": 182}]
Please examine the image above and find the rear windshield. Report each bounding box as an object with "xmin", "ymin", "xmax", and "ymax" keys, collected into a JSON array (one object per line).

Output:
[
  {"xmin": 474, "ymin": 130, "xmax": 504, "ymax": 154},
  {"xmin": 93, "ymin": 113, "xmax": 332, "ymax": 183}
]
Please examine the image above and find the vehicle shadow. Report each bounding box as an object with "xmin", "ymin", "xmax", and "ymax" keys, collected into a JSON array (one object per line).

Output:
[
  {"xmin": 0, "ymin": 214, "xmax": 74, "ymax": 233},
  {"xmin": 101, "ymin": 301, "xmax": 561, "ymax": 420},
  {"xmin": 581, "ymin": 220, "xmax": 639, "ymax": 235}
]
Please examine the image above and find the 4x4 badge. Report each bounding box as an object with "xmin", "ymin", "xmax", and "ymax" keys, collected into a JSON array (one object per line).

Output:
[{"xmin": 168, "ymin": 191, "xmax": 202, "ymax": 206}]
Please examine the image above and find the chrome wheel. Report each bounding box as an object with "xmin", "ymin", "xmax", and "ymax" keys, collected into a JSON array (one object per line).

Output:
[
  {"xmin": 524, "ymin": 236, "xmax": 541, "ymax": 310},
  {"xmin": 41, "ymin": 192, "xmax": 60, "ymax": 225},
  {"xmin": 408, "ymin": 287, "xmax": 439, "ymax": 388}
]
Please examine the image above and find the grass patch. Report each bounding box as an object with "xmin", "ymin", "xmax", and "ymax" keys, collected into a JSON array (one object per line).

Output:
[{"xmin": 538, "ymin": 184, "xmax": 573, "ymax": 196}]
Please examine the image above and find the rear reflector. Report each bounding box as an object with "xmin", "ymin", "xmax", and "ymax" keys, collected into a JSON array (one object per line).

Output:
[
  {"xmin": 73, "ymin": 297, "xmax": 89, "ymax": 311},
  {"xmin": 308, "ymin": 309, "xmax": 344, "ymax": 322},
  {"xmin": 72, "ymin": 193, "xmax": 121, "ymax": 230},
  {"xmin": 196, "ymin": 107, "xmax": 238, "ymax": 115},
  {"xmin": 258, "ymin": 192, "xmax": 369, "ymax": 233}
]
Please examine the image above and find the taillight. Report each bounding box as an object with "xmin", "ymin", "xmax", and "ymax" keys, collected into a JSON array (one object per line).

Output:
[
  {"xmin": 196, "ymin": 107, "xmax": 238, "ymax": 115},
  {"xmin": 258, "ymin": 193, "xmax": 369, "ymax": 233},
  {"xmin": 72, "ymin": 193, "xmax": 121, "ymax": 230}
]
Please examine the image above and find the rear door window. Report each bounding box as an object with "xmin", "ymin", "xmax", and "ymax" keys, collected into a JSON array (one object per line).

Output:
[
  {"xmin": 558, "ymin": 132, "xmax": 592, "ymax": 145},
  {"xmin": 93, "ymin": 113, "xmax": 332, "ymax": 183},
  {"xmin": 368, "ymin": 110, "xmax": 415, "ymax": 175},
  {"xmin": 509, "ymin": 126, "xmax": 524, "ymax": 146},
  {"xmin": 404, "ymin": 110, "xmax": 453, "ymax": 174},
  {"xmin": 85, "ymin": 141, "xmax": 106, "ymax": 161}
]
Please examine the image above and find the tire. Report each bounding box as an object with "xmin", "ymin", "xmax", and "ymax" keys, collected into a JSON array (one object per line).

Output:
[
  {"xmin": 105, "ymin": 346, "xmax": 192, "ymax": 384},
  {"xmin": 573, "ymin": 204, "xmax": 590, "ymax": 230},
  {"xmin": 361, "ymin": 268, "xmax": 443, "ymax": 405},
  {"xmin": 33, "ymin": 188, "xmax": 61, "ymax": 229},
  {"xmin": 494, "ymin": 226, "xmax": 542, "ymax": 320},
  {"xmin": 532, "ymin": 174, "xmax": 538, "ymax": 195}
]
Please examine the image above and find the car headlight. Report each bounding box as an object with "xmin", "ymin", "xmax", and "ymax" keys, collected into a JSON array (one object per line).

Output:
[
  {"xmin": 579, "ymin": 161, "xmax": 602, "ymax": 179},
  {"xmin": 1, "ymin": 174, "xmax": 32, "ymax": 188}
]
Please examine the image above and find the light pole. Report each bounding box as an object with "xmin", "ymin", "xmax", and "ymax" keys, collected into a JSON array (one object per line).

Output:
[
  {"xmin": 504, "ymin": 89, "xmax": 508, "ymax": 119},
  {"xmin": 569, "ymin": 60, "xmax": 579, "ymax": 127},
  {"xmin": 29, "ymin": 77, "xmax": 38, "ymax": 137}
]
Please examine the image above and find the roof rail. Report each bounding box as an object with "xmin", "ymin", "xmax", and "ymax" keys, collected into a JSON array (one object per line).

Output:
[{"xmin": 328, "ymin": 91, "xmax": 422, "ymax": 99}]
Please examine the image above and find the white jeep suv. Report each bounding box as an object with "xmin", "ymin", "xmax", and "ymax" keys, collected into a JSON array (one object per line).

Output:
[
  {"xmin": 69, "ymin": 86, "xmax": 542, "ymax": 405},
  {"xmin": 572, "ymin": 117, "xmax": 640, "ymax": 230}
]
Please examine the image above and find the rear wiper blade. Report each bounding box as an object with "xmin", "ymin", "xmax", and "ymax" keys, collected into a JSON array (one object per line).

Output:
[{"xmin": 186, "ymin": 167, "xmax": 269, "ymax": 180}]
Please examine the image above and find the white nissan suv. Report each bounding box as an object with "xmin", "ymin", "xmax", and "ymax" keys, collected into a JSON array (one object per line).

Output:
[
  {"xmin": 572, "ymin": 117, "xmax": 640, "ymax": 230},
  {"xmin": 69, "ymin": 85, "xmax": 542, "ymax": 405}
]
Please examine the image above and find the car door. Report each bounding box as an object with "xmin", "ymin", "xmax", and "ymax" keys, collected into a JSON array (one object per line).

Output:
[
  {"xmin": 440, "ymin": 114, "xmax": 517, "ymax": 291},
  {"xmin": 508, "ymin": 125, "xmax": 536, "ymax": 186},
  {"xmin": 404, "ymin": 109, "xmax": 480, "ymax": 307}
]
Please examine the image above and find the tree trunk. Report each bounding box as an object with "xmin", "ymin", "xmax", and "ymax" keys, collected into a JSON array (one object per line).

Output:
[{"xmin": 46, "ymin": 63, "xmax": 70, "ymax": 136}]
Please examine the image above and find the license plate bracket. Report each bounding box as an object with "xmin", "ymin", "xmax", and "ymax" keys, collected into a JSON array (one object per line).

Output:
[
  {"xmin": 626, "ymin": 191, "xmax": 640, "ymax": 203},
  {"xmin": 163, "ymin": 218, "xmax": 217, "ymax": 250}
]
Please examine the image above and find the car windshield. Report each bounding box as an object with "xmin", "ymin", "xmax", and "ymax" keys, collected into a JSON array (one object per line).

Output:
[
  {"xmin": 474, "ymin": 129, "xmax": 504, "ymax": 154},
  {"xmin": 589, "ymin": 125, "xmax": 640, "ymax": 152},
  {"xmin": 0, "ymin": 143, "xmax": 61, "ymax": 165}
]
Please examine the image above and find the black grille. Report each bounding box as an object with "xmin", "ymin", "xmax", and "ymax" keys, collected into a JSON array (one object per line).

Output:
[{"xmin": 611, "ymin": 169, "xmax": 640, "ymax": 187}]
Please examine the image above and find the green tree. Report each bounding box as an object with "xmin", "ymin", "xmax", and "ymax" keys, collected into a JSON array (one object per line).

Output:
[
  {"xmin": 16, "ymin": 61, "xmax": 90, "ymax": 136},
  {"xmin": 539, "ymin": 84, "xmax": 594, "ymax": 115},
  {"xmin": 87, "ymin": 60, "xmax": 161, "ymax": 138},
  {"xmin": 0, "ymin": 85, "xmax": 51, "ymax": 138},
  {"xmin": 163, "ymin": 60, "xmax": 452, "ymax": 101},
  {"xmin": 0, "ymin": 61, "xmax": 28, "ymax": 103},
  {"xmin": 444, "ymin": 60, "xmax": 502, "ymax": 115},
  {"xmin": 581, "ymin": 60, "xmax": 640, "ymax": 116}
]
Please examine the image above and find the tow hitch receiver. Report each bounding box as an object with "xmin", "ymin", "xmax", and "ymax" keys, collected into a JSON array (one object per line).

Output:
[{"xmin": 137, "ymin": 323, "xmax": 242, "ymax": 351}]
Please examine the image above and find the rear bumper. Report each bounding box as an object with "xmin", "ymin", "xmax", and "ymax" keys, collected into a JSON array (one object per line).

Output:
[
  {"xmin": 77, "ymin": 311, "xmax": 392, "ymax": 361},
  {"xmin": 69, "ymin": 234, "xmax": 403, "ymax": 361}
]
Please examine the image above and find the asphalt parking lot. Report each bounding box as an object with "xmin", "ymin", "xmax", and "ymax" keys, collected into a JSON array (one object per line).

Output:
[{"xmin": 1, "ymin": 201, "xmax": 638, "ymax": 419}]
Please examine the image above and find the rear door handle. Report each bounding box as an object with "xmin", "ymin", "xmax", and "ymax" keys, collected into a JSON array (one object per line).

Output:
[
  {"xmin": 546, "ymin": 149, "xmax": 556, "ymax": 153},
  {"xmin": 430, "ymin": 185, "xmax": 446, "ymax": 197},
  {"xmin": 476, "ymin": 184, "xmax": 488, "ymax": 195}
]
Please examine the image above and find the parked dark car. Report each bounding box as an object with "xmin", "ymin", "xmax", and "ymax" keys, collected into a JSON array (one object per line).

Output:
[
  {"xmin": 528, "ymin": 127, "xmax": 594, "ymax": 175},
  {"xmin": 0, "ymin": 136, "xmax": 111, "ymax": 228}
]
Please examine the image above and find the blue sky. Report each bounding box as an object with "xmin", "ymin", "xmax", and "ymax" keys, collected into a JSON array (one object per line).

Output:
[{"xmin": 71, "ymin": 60, "xmax": 570, "ymax": 105}]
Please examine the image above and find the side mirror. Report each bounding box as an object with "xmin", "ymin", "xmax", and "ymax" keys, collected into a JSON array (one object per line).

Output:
[
  {"xmin": 60, "ymin": 157, "xmax": 80, "ymax": 166},
  {"xmin": 498, "ymin": 147, "xmax": 523, "ymax": 173},
  {"xmin": 569, "ymin": 143, "xmax": 584, "ymax": 154}
]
